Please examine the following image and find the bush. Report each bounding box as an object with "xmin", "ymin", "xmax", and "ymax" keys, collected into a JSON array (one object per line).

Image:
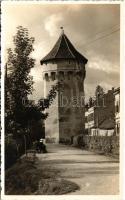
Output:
[
  {"xmin": 5, "ymin": 134, "xmax": 33, "ymax": 169},
  {"xmin": 5, "ymin": 136, "xmax": 18, "ymax": 169}
]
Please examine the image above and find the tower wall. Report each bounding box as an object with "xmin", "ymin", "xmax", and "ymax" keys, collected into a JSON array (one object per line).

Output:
[
  {"xmin": 42, "ymin": 63, "xmax": 59, "ymax": 143},
  {"xmin": 42, "ymin": 60, "xmax": 86, "ymax": 143}
]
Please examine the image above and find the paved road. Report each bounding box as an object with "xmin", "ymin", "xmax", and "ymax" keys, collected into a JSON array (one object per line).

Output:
[{"xmin": 37, "ymin": 144, "xmax": 119, "ymax": 195}]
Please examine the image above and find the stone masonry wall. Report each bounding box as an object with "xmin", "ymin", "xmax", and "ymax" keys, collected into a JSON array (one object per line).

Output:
[
  {"xmin": 42, "ymin": 60, "xmax": 86, "ymax": 143},
  {"xmin": 73, "ymin": 135, "xmax": 119, "ymax": 157}
]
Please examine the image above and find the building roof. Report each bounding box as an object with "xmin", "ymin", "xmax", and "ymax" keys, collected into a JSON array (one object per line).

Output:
[{"xmin": 40, "ymin": 31, "xmax": 88, "ymax": 65}]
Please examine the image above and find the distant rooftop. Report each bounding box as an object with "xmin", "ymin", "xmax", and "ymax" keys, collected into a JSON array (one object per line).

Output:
[{"xmin": 40, "ymin": 29, "xmax": 88, "ymax": 65}]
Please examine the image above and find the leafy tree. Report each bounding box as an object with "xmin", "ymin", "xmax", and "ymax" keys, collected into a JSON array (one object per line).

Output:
[
  {"xmin": 5, "ymin": 26, "xmax": 60, "ymax": 140},
  {"xmin": 94, "ymin": 85, "xmax": 105, "ymax": 107},
  {"xmin": 6, "ymin": 26, "xmax": 35, "ymax": 123},
  {"xmin": 24, "ymin": 83, "xmax": 60, "ymax": 141},
  {"xmin": 38, "ymin": 82, "xmax": 60, "ymax": 112},
  {"xmin": 5, "ymin": 26, "xmax": 61, "ymax": 159},
  {"xmin": 88, "ymin": 97, "xmax": 94, "ymax": 107},
  {"xmin": 5, "ymin": 26, "xmax": 35, "ymax": 136},
  {"xmin": 95, "ymin": 85, "xmax": 104, "ymax": 98}
]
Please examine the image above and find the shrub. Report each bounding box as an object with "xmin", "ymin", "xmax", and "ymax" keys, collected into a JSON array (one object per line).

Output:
[{"xmin": 5, "ymin": 136, "xmax": 18, "ymax": 169}]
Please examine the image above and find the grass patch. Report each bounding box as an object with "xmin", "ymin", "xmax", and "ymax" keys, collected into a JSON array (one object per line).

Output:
[
  {"xmin": 36, "ymin": 178, "xmax": 79, "ymax": 195},
  {"xmin": 5, "ymin": 157, "xmax": 79, "ymax": 195}
]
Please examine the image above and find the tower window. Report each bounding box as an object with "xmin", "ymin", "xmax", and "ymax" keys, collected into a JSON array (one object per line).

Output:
[
  {"xmin": 45, "ymin": 73, "xmax": 49, "ymax": 81},
  {"xmin": 59, "ymin": 71, "xmax": 64, "ymax": 80},
  {"xmin": 51, "ymin": 72, "xmax": 56, "ymax": 81},
  {"xmin": 67, "ymin": 71, "xmax": 73, "ymax": 80},
  {"xmin": 76, "ymin": 71, "xmax": 82, "ymax": 79}
]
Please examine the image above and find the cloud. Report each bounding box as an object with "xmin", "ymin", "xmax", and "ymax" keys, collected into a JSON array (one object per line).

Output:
[
  {"xmin": 30, "ymin": 65, "xmax": 43, "ymax": 82},
  {"xmin": 2, "ymin": 3, "xmax": 120, "ymax": 101},
  {"xmin": 31, "ymin": 41, "xmax": 51, "ymax": 64},
  {"xmin": 88, "ymin": 57, "xmax": 119, "ymax": 74},
  {"xmin": 85, "ymin": 67, "xmax": 119, "ymax": 86},
  {"xmin": 84, "ymin": 66, "xmax": 119, "ymax": 101},
  {"xmin": 44, "ymin": 14, "xmax": 63, "ymax": 37},
  {"xmin": 29, "ymin": 80, "xmax": 44, "ymax": 102}
]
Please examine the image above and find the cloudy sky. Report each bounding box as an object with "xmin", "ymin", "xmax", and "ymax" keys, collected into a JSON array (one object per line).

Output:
[{"xmin": 2, "ymin": 2, "xmax": 120, "ymax": 102}]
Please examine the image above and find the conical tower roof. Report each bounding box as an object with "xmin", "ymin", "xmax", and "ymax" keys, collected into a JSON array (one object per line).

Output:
[{"xmin": 40, "ymin": 31, "xmax": 88, "ymax": 65}]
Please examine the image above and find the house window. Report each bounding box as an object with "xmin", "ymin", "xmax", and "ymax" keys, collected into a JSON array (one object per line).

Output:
[
  {"xmin": 116, "ymin": 123, "xmax": 120, "ymax": 135},
  {"xmin": 96, "ymin": 129, "xmax": 99, "ymax": 136},
  {"xmin": 115, "ymin": 101, "xmax": 119, "ymax": 113},
  {"xmin": 87, "ymin": 113, "xmax": 94, "ymax": 122}
]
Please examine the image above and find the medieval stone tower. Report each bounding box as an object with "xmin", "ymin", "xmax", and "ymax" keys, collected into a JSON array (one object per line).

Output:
[{"xmin": 40, "ymin": 29, "xmax": 88, "ymax": 143}]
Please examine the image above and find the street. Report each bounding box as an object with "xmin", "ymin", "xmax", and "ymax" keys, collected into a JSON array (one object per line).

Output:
[{"xmin": 36, "ymin": 144, "xmax": 119, "ymax": 195}]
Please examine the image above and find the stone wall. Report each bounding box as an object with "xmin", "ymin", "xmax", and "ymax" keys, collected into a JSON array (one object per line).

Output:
[
  {"xmin": 73, "ymin": 135, "xmax": 119, "ymax": 157},
  {"xmin": 42, "ymin": 60, "xmax": 86, "ymax": 143}
]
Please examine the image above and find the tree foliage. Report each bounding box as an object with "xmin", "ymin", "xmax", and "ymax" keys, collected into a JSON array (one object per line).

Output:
[
  {"xmin": 5, "ymin": 26, "xmax": 59, "ymax": 140},
  {"xmin": 88, "ymin": 97, "xmax": 94, "ymax": 107},
  {"xmin": 38, "ymin": 82, "xmax": 60, "ymax": 111},
  {"xmin": 95, "ymin": 85, "xmax": 104, "ymax": 98},
  {"xmin": 7, "ymin": 26, "xmax": 35, "ymax": 109},
  {"xmin": 5, "ymin": 26, "xmax": 35, "ymax": 134}
]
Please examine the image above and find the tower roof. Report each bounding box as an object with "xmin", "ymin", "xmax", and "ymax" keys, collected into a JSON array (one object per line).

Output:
[{"xmin": 40, "ymin": 31, "xmax": 88, "ymax": 65}]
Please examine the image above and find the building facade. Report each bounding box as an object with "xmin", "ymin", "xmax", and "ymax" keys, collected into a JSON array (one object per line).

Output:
[
  {"xmin": 40, "ymin": 30, "xmax": 88, "ymax": 143},
  {"xmin": 85, "ymin": 88, "xmax": 115, "ymax": 136}
]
